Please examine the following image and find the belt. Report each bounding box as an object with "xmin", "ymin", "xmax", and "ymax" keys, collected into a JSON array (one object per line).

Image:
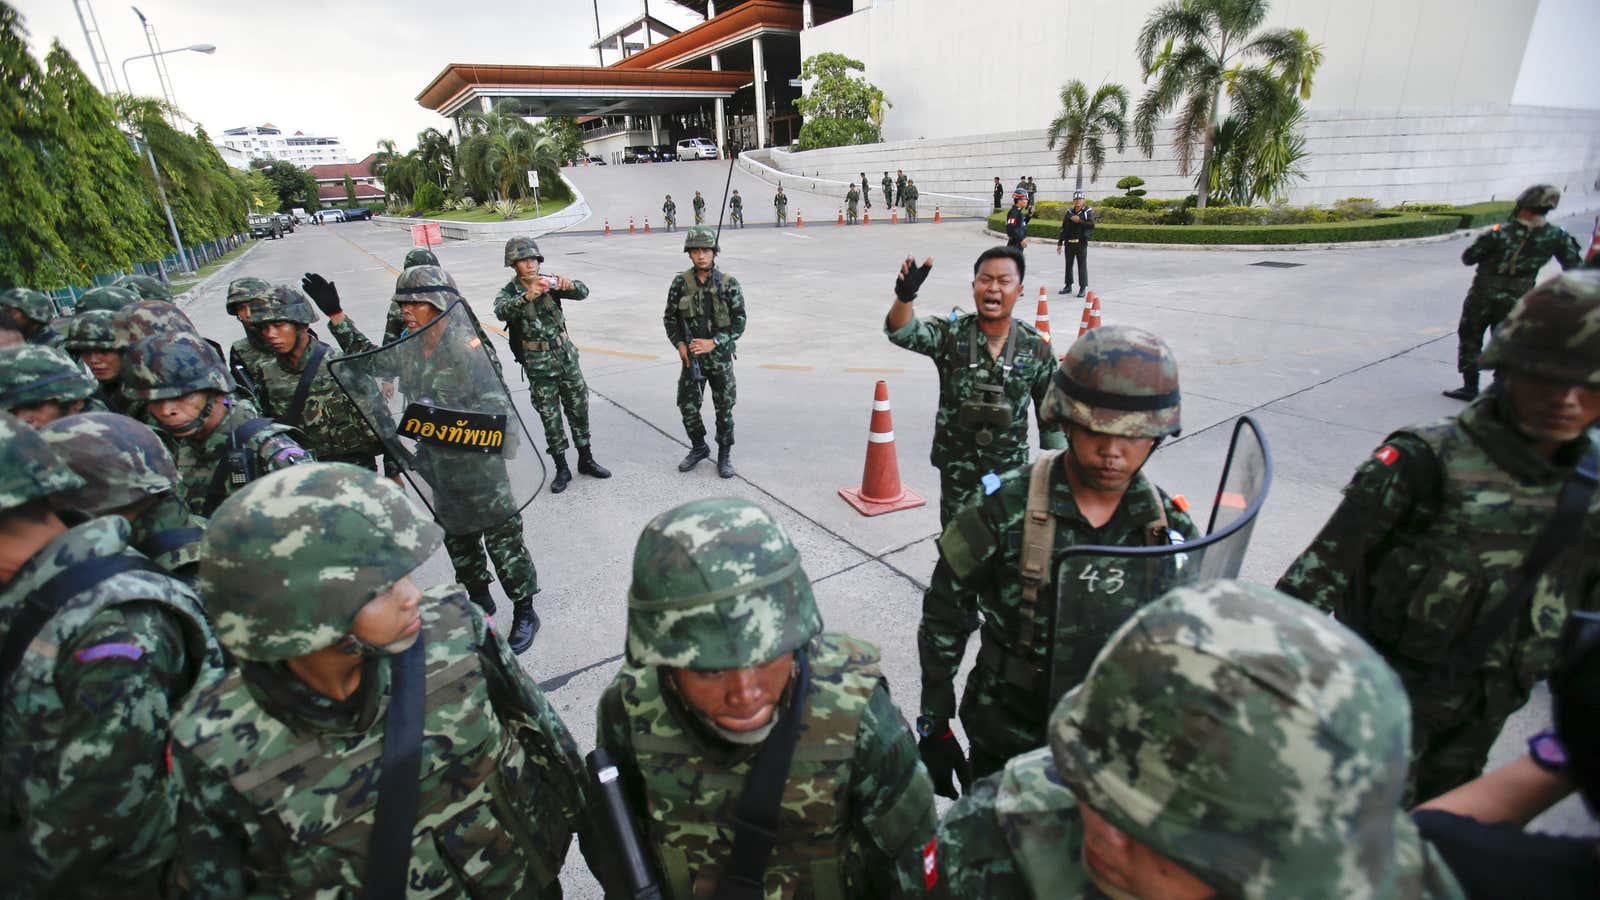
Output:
[
  {"xmin": 522, "ymin": 335, "xmax": 569, "ymax": 352},
  {"xmin": 976, "ymin": 638, "xmax": 1044, "ymax": 691}
]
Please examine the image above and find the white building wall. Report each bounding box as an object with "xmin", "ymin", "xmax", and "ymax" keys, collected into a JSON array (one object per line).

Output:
[{"xmin": 1511, "ymin": 0, "xmax": 1600, "ymax": 110}]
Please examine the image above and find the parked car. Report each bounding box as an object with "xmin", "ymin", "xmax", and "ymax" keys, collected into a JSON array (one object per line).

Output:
[
  {"xmin": 317, "ymin": 209, "xmax": 345, "ymax": 224},
  {"xmin": 271, "ymin": 212, "xmax": 295, "ymax": 233},
  {"xmin": 584, "ymin": 155, "xmax": 607, "ymax": 165},
  {"xmin": 344, "ymin": 207, "xmax": 374, "ymax": 221},
  {"xmin": 623, "ymin": 145, "xmax": 654, "ymax": 164},
  {"xmin": 677, "ymin": 138, "xmax": 718, "ymax": 160},
  {"xmin": 249, "ymin": 213, "xmax": 282, "ymax": 240}
]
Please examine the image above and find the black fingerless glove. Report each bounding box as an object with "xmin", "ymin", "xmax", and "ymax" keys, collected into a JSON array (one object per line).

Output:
[{"xmin": 895, "ymin": 260, "xmax": 933, "ymax": 302}]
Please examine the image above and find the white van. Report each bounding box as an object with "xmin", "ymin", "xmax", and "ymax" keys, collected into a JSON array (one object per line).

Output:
[{"xmin": 676, "ymin": 138, "xmax": 719, "ymax": 160}]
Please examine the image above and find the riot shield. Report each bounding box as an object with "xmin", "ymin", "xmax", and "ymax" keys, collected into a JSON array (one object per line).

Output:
[
  {"xmin": 328, "ymin": 300, "xmax": 546, "ymax": 535},
  {"xmin": 1046, "ymin": 416, "xmax": 1272, "ymax": 704}
]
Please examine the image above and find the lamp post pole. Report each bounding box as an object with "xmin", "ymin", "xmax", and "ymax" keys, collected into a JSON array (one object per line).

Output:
[{"xmin": 121, "ymin": 44, "xmax": 217, "ymax": 276}]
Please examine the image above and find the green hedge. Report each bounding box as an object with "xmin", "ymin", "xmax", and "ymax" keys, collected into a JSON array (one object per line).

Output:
[
  {"xmin": 988, "ymin": 213, "xmax": 1461, "ymax": 244},
  {"xmin": 1447, "ymin": 201, "xmax": 1515, "ymax": 229}
]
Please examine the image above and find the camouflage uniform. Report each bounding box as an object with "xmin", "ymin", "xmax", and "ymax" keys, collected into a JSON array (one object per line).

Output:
[
  {"xmin": 596, "ymin": 497, "xmax": 938, "ymax": 899},
  {"xmin": 847, "ymin": 185, "xmax": 861, "ymax": 224},
  {"xmin": 39, "ymin": 412, "xmax": 207, "ymax": 580},
  {"xmin": 223, "ymin": 277, "xmax": 274, "ymax": 394},
  {"xmin": 1446, "ymin": 184, "xmax": 1583, "ymax": 398},
  {"xmin": 665, "ymin": 227, "xmax": 747, "ymax": 475},
  {"xmin": 0, "ymin": 411, "xmax": 222, "ymax": 897},
  {"xmin": 775, "ymin": 189, "xmax": 788, "ymax": 226},
  {"xmin": 663, "ymin": 195, "xmax": 678, "ymax": 231},
  {"xmin": 693, "ymin": 192, "xmax": 707, "ymax": 225},
  {"xmin": 63, "ymin": 310, "xmax": 138, "ymax": 416},
  {"xmin": 112, "ymin": 272, "xmax": 173, "ymax": 302},
  {"xmin": 249, "ymin": 286, "xmax": 385, "ymax": 469},
  {"xmin": 169, "ymin": 463, "xmax": 595, "ymax": 897},
  {"xmin": 0, "ymin": 343, "xmax": 106, "ymax": 426},
  {"xmin": 1279, "ymin": 271, "xmax": 1600, "ymax": 802},
  {"xmin": 882, "ymin": 173, "xmax": 894, "ymax": 208},
  {"xmin": 75, "ymin": 285, "xmax": 138, "ymax": 314},
  {"xmin": 121, "ymin": 331, "xmax": 309, "ymax": 515},
  {"xmin": 904, "ymin": 181, "xmax": 919, "ymax": 222},
  {"xmin": 934, "ymin": 580, "xmax": 1466, "ymax": 900},
  {"xmin": 920, "ymin": 326, "xmax": 1195, "ymax": 779},
  {"xmin": 729, "ymin": 190, "xmax": 744, "ymax": 228},
  {"xmin": 886, "ymin": 309, "xmax": 1062, "ymax": 525},
  {"xmin": 0, "ymin": 287, "xmax": 63, "ymax": 348}
]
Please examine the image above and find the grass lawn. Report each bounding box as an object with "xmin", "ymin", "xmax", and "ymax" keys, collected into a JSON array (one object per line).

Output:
[
  {"xmin": 414, "ymin": 197, "xmax": 575, "ymax": 222},
  {"xmin": 170, "ymin": 239, "xmax": 253, "ymax": 293}
]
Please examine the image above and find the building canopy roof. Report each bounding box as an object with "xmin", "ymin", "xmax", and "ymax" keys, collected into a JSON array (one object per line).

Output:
[{"xmin": 416, "ymin": 65, "xmax": 753, "ymax": 118}]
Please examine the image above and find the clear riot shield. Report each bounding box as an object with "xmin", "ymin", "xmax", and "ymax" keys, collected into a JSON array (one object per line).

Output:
[
  {"xmin": 328, "ymin": 300, "xmax": 546, "ymax": 535},
  {"xmin": 1047, "ymin": 416, "xmax": 1272, "ymax": 705}
]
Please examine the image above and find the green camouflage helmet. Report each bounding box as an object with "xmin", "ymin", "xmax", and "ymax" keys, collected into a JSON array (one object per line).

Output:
[
  {"xmin": 391, "ymin": 264, "xmax": 461, "ymax": 312},
  {"xmin": 115, "ymin": 299, "xmax": 199, "ymax": 348},
  {"xmin": 75, "ymin": 285, "xmax": 139, "ymax": 314},
  {"xmin": 626, "ymin": 497, "xmax": 822, "ymax": 670},
  {"xmin": 122, "ymin": 331, "xmax": 235, "ymax": 400},
  {"xmin": 403, "ymin": 248, "xmax": 440, "ymax": 269},
  {"xmin": 683, "ymin": 225, "xmax": 719, "ymax": 252},
  {"xmin": 225, "ymin": 276, "xmax": 273, "ymax": 314},
  {"xmin": 63, "ymin": 310, "xmax": 120, "ymax": 352},
  {"xmin": 504, "ymin": 236, "xmax": 543, "ymax": 266},
  {"xmin": 249, "ymin": 285, "xmax": 319, "ymax": 325},
  {"xmin": 38, "ymin": 412, "xmax": 179, "ymax": 514},
  {"xmin": 1481, "ymin": 270, "xmax": 1600, "ymax": 385},
  {"xmin": 0, "ymin": 410, "xmax": 85, "ymax": 513},
  {"xmin": 1041, "ymin": 324, "xmax": 1181, "ymax": 438},
  {"xmin": 1051, "ymin": 580, "xmax": 1414, "ymax": 899},
  {"xmin": 199, "ymin": 463, "xmax": 444, "ymax": 661},
  {"xmin": 0, "ymin": 345, "xmax": 99, "ymax": 409},
  {"xmin": 0, "ymin": 288, "xmax": 56, "ymax": 325},
  {"xmin": 1514, "ymin": 183, "xmax": 1561, "ymax": 212},
  {"xmin": 113, "ymin": 273, "xmax": 173, "ymax": 302}
]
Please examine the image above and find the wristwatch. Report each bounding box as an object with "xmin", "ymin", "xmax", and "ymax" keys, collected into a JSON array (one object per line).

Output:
[
  {"xmin": 916, "ymin": 715, "xmax": 947, "ymax": 739},
  {"xmin": 1527, "ymin": 729, "xmax": 1568, "ymax": 773}
]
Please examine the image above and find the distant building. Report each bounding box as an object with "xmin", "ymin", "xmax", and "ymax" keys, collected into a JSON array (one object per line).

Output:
[
  {"xmin": 217, "ymin": 124, "xmax": 354, "ymax": 168},
  {"xmin": 307, "ymin": 154, "xmax": 386, "ymax": 206}
]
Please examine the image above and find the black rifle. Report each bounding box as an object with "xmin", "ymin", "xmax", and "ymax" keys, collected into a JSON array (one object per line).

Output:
[
  {"xmin": 586, "ymin": 748, "xmax": 664, "ymax": 900},
  {"xmin": 681, "ymin": 317, "xmax": 707, "ymax": 404}
]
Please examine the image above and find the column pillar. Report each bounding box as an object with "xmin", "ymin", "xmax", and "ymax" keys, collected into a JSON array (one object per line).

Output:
[
  {"xmin": 651, "ymin": 115, "xmax": 661, "ymax": 145},
  {"xmin": 803, "ymin": 0, "xmax": 813, "ymax": 28},
  {"xmin": 751, "ymin": 35, "xmax": 768, "ymax": 149},
  {"xmin": 707, "ymin": 0, "xmax": 716, "ymax": 17},
  {"xmin": 712, "ymin": 51, "xmax": 727, "ymax": 157}
]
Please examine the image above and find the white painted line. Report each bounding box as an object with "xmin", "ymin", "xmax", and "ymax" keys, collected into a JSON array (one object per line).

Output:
[
  {"xmin": 868, "ymin": 431, "xmax": 894, "ymax": 443},
  {"xmin": 781, "ymin": 231, "xmax": 816, "ymax": 240}
]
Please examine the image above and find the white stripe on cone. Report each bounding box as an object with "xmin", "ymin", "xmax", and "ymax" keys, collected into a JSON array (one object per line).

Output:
[
  {"xmin": 872, "ymin": 400, "xmax": 892, "ymax": 411},
  {"xmin": 868, "ymin": 431, "xmax": 895, "ymax": 443}
]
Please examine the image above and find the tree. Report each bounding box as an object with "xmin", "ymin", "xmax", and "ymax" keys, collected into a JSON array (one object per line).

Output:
[
  {"xmin": 1132, "ymin": 0, "xmax": 1322, "ymax": 207},
  {"xmin": 794, "ymin": 53, "xmax": 889, "ymax": 151},
  {"xmin": 251, "ymin": 158, "xmax": 319, "ymax": 213},
  {"xmin": 1116, "ymin": 175, "xmax": 1147, "ymax": 198},
  {"xmin": 343, "ymin": 174, "xmax": 357, "ymax": 205},
  {"xmin": 0, "ymin": 6, "xmax": 74, "ymax": 287},
  {"xmin": 415, "ymin": 127, "xmax": 454, "ymax": 189},
  {"xmin": 546, "ymin": 116, "xmax": 584, "ymax": 164},
  {"xmin": 1045, "ymin": 80, "xmax": 1129, "ymax": 191},
  {"xmin": 457, "ymin": 102, "xmax": 565, "ymax": 204},
  {"xmin": 413, "ymin": 180, "xmax": 444, "ymax": 213},
  {"xmin": 1207, "ymin": 72, "xmax": 1308, "ymax": 205}
]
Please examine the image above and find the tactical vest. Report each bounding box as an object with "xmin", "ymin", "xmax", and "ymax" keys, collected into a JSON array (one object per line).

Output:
[
  {"xmin": 676, "ymin": 269, "xmax": 732, "ymax": 330},
  {"xmin": 622, "ymin": 635, "xmax": 879, "ymax": 900},
  {"xmin": 173, "ymin": 593, "xmax": 561, "ymax": 895},
  {"xmin": 1365, "ymin": 417, "xmax": 1585, "ymax": 692},
  {"xmin": 993, "ymin": 749, "xmax": 1090, "ymax": 898}
]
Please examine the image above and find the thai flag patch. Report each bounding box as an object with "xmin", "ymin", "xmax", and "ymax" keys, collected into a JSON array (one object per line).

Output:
[
  {"xmin": 922, "ymin": 837, "xmax": 939, "ymax": 888},
  {"xmin": 1374, "ymin": 446, "xmax": 1400, "ymax": 467},
  {"xmin": 74, "ymin": 642, "xmax": 144, "ymax": 663}
]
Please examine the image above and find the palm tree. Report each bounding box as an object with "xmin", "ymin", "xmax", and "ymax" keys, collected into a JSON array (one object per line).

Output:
[
  {"xmin": 1045, "ymin": 80, "xmax": 1129, "ymax": 191},
  {"xmin": 1208, "ymin": 67, "xmax": 1308, "ymax": 205},
  {"xmin": 415, "ymin": 127, "xmax": 454, "ymax": 190},
  {"xmin": 1132, "ymin": 0, "xmax": 1322, "ymax": 207}
]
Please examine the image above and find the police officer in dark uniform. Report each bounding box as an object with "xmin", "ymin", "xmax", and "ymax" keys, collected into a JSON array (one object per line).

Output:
[
  {"xmin": 1057, "ymin": 191, "xmax": 1095, "ymax": 297},
  {"xmin": 992, "ymin": 177, "xmax": 1004, "ymax": 212},
  {"xmin": 1004, "ymin": 193, "xmax": 1030, "ymax": 249}
]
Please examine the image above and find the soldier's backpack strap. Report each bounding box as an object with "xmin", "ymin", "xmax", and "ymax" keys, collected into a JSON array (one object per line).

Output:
[
  {"xmin": 0, "ymin": 553, "xmax": 163, "ymax": 711},
  {"xmin": 1142, "ymin": 480, "xmax": 1171, "ymax": 546},
  {"xmin": 1016, "ymin": 451, "xmax": 1066, "ymax": 659},
  {"xmin": 1427, "ymin": 448, "xmax": 1598, "ymax": 691},
  {"xmin": 366, "ymin": 630, "xmax": 428, "ymax": 900},
  {"xmin": 712, "ymin": 646, "xmax": 812, "ymax": 900},
  {"xmin": 139, "ymin": 527, "xmax": 205, "ymax": 560},
  {"xmin": 282, "ymin": 341, "xmax": 328, "ymax": 429},
  {"xmin": 201, "ymin": 417, "xmax": 278, "ymax": 516}
]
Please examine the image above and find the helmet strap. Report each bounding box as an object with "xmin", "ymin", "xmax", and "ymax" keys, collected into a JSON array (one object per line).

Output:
[{"xmin": 159, "ymin": 392, "xmax": 218, "ymax": 439}]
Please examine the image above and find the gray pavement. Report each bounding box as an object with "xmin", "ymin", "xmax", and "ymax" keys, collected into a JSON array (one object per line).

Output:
[{"xmin": 180, "ymin": 202, "xmax": 1597, "ymax": 896}]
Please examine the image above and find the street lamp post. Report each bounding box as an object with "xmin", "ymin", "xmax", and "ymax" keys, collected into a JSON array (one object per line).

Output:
[{"xmin": 121, "ymin": 45, "xmax": 216, "ymax": 276}]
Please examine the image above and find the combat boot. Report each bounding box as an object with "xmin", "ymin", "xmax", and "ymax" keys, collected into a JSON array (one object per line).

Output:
[
  {"xmin": 678, "ymin": 440, "xmax": 711, "ymax": 472},
  {"xmin": 717, "ymin": 443, "xmax": 735, "ymax": 479},
  {"xmin": 577, "ymin": 446, "xmax": 611, "ymax": 479},
  {"xmin": 509, "ymin": 596, "xmax": 540, "ymax": 653},
  {"xmin": 550, "ymin": 452, "xmax": 572, "ymax": 494},
  {"xmin": 1442, "ymin": 369, "xmax": 1479, "ymax": 401},
  {"xmin": 466, "ymin": 584, "xmax": 496, "ymax": 617},
  {"xmin": 1076, "ymin": 286, "xmax": 1087, "ymax": 298}
]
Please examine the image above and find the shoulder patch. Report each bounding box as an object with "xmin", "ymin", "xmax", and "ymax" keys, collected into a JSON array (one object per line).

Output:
[
  {"xmin": 1374, "ymin": 445, "xmax": 1400, "ymax": 467},
  {"xmin": 1170, "ymin": 493, "xmax": 1190, "ymax": 513},
  {"xmin": 982, "ymin": 472, "xmax": 1003, "ymax": 495},
  {"xmin": 75, "ymin": 642, "xmax": 145, "ymax": 663},
  {"xmin": 922, "ymin": 836, "xmax": 939, "ymax": 889}
]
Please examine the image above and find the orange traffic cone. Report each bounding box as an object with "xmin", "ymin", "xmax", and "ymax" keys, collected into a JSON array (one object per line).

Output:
[
  {"xmin": 629, "ymin": 217, "xmax": 636, "ymax": 236},
  {"xmin": 1087, "ymin": 291, "xmax": 1102, "ymax": 330},
  {"xmin": 1588, "ymin": 216, "xmax": 1600, "ymax": 264},
  {"xmin": 863, "ymin": 211, "xmax": 870, "ymax": 225},
  {"xmin": 934, "ymin": 206, "xmax": 942, "ymax": 224},
  {"xmin": 797, "ymin": 212, "xmax": 804, "ymax": 228},
  {"xmin": 837, "ymin": 208, "xmax": 844, "ymax": 226},
  {"xmin": 838, "ymin": 381, "xmax": 925, "ymax": 517},
  {"xmin": 644, "ymin": 216, "xmax": 651, "ymax": 234},
  {"xmin": 891, "ymin": 208, "xmax": 899, "ymax": 225},
  {"xmin": 1034, "ymin": 287, "xmax": 1051, "ymax": 343},
  {"xmin": 604, "ymin": 218, "xmax": 610, "ymax": 237},
  {"xmin": 1076, "ymin": 295, "xmax": 1094, "ymax": 337}
]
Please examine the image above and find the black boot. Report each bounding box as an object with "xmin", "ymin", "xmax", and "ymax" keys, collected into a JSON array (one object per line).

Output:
[
  {"xmin": 717, "ymin": 443, "xmax": 735, "ymax": 479},
  {"xmin": 1059, "ymin": 284, "xmax": 1072, "ymax": 295},
  {"xmin": 466, "ymin": 584, "xmax": 495, "ymax": 616},
  {"xmin": 576, "ymin": 446, "xmax": 611, "ymax": 478},
  {"xmin": 1442, "ymin": 369, "xmax": 1479, "ymax": 401},
  {"xmin": 550, "ymin": 453, "xmax": 572, "ymax": 494},
  {"xmin": 678, "ymin": 441, "xmax": 711, "ymax": 472},
  {"xmin": 509, "ymin": 596, "xmax": 540, "ymax": 653},
  {"xmin": 1076, "ymin": 286, "xmax": 1087, "ymax": 298}
]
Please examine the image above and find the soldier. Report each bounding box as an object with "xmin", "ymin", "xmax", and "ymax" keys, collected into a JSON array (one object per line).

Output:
[
  {"xmin": 393, "ymin": 262, "xmax": 544, "ymax": 646},
  {"xmin": 39, "ymin": 412, "xmax": 206, "ymax": 580},
  {"xmin": 992, "ymin": 177, "xmax": 1004, "ymax": 212},
  {"xmin": 774, "ymin": 185, "xmax": 789, "ymax": 226},
  {"xmin": 0, "ymin": 410, "xmax": 222, "ymax": 897},
  {"xmin": 112, "ymin": 272, "xmax": 173, "ymax": 302},
  {"xmin": 380, "ymin": 248, "xmax": 443, "ymax": 345},
  {"xmin": 0, "ymin": 344, "xmax": 104, "ymax": 427},
  {"xmin": 933, "ymin": 580, "xmax": 1466, "ymax": 899},
  {"xmin": 693, "ymin": 189, "xmax": 707, "ymax": 225},
  {"xmin": 595, "ymin": 497, "xmax": 938, "ymax": 898},
  {"xmin": 846, "ymin": 182, "xmax": 861, "ymax": 224},
  {"xmin": 492, "ymin": 236, "xmax": 611, "ymax": 494},
  {"xmin": 1056, "ymin": 190, "xmax": 1094, "ymax": 297},
  {"xmin": 169, "ymin": 463, "xmax": 598, "ymax": 896},
  {"xmin": 916, "ymin": 323, "xmax": 1196, "ymax": 788},
  {"xmin": 729, "ymin": 188, "xmax": 744, "ymax": 228},
  {"xmin": 0, "ymin": 287, "xmax": 63, "ymax": 347},
  {"xmin": 248, "ymin": 285, "xmax": 386, "ymax": 471},
  {"xmin": 121, "ymin": 331, "xmax": 309, "ymax": 515},
  {"xmin": 882, "ymin": 170, "xmax": 894, "ymax": 208},
  {"xmin": 665, "ymin": 226, "xmax": 747, "ymax": 478},
  {"xmin": 884, "ymin": 247, "xmax": 1063, "ymax": 525},
  {"xmin": 904, "ymin": 178, "xmax": 920, "ymax": 223},
  {"xmin": 860, "ymin": 171, "xmax": 873, "ymax": 211},
  {"xmin": 1278, "ymin": 270, "xmax": 1600, "ymax": 803},
  {"xmin": 663, "ymin": 193, "xmax": 678, "ymax": 231},
  {"xmin": 223, "ymin": 276, "xmax": 274, "ymax": 393},
  {"xmin": 1004, "ymin": 194, "xmax": 1030, "ymax": 249},
  {"xmin": 74, "ymin": 284, "xmax": 138, "ymax": 314},
  {"xmin": 1444, "ymin": 184, "xmax": 1584, "ymax": 400},
  {"xmin": 1024, "ymin": 176, "xmax": 1038, "ymax": 206},
  {"xmin": 62, "ymin": 311, "xmax": 132, "ymax": 414}
]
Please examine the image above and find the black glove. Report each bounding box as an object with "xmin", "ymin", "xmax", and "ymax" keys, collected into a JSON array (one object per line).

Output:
[
  {"xmin": 302, "ymin": 273, "xmax": 341, "ymax": 315},
  {"xmin": 895, "ymin": 258, "xmax": 933, "ymax": 302},
  {"xmin": 916, "ymin": 716, "xmax": 970, "ymax": 800}
]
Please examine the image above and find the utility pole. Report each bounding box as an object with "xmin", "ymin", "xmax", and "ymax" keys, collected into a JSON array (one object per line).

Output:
[
  {"xmin": 593, "ymin": 0, "xmax": 604, "ymax": 65},
  {"xmin": 71, "ymin": 0, "xmax": 119, "ymax": 94},
  {"xmin": 132, "ymin": 7, "xmax": 179, "ymax": 114}
]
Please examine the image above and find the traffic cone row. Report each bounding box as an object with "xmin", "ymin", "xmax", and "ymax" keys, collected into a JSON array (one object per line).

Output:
[
  {"xmin": 837, "ymin": 208, "xmax": 845, "ymax": 226},
  {"xmin": 839, "ymin": 381, "xmax": 925, "ymax": 516},
  {"xmin": 891, "ymin": 209, "xmax": 899, "ymax": 225},
  {"xmin": 604, "ymin": 218, "xmax": 610, "ymax": 237},
  {"xmin": 629, "ymin": 217, "xmax": 636, "ymax": 236},
  {"xmin": 644, "ymin": 217, "xmax": 651, "ymax": 234},
  {"xmin": 1075, "ymin": 291, "xmax": 1103, "ymax": 337},
  {"xmin": 934, "ymin": 206, "xmax": 941, "ymax": 224},
  {"xmin": 796, "ymin": 213, "xmax": 804, "ymax": 228},
  {"xmin": 1034, "ymin": 287, "xmax": 1051, "ymax": 342}
]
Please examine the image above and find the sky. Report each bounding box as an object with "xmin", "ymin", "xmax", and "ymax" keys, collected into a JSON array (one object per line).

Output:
[{"xmin": 14, "ymin": 0, "xmax": 703, "ymax": 158}]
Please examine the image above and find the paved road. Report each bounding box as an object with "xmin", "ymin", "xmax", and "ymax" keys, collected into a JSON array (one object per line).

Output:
[{"xmin": 181, "ymin": 210, "xmax": 1596, "ymax": 894}]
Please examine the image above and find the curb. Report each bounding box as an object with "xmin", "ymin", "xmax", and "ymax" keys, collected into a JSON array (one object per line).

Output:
[
  {"xmin": 981, "ymin": 226, "xmax": 1474, "ymax": 252},
  {"xmin": 373, "ymin": 174, "xmax": 591, "ymax": 241},
  {"xmin": 173, "ymin": 240, "xmax": 263, "ymax": 309}
]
